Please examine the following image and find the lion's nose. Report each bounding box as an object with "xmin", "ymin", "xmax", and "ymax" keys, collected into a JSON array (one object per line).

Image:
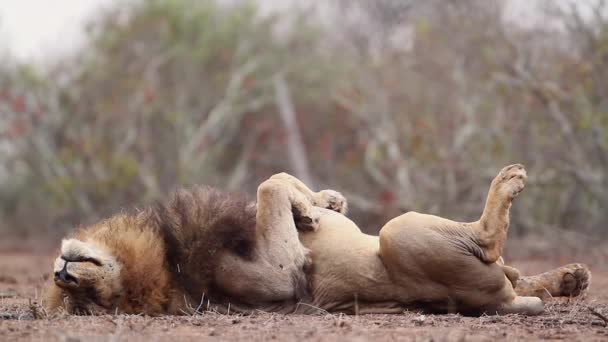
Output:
[{"xmin": 54, "ymin": 267, "xmax": 78, "ymax": 286}]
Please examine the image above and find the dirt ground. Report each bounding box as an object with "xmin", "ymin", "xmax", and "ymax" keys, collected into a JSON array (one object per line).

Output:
[{"xmin": 1, "ymin": 250, "xmax": 607, "ymax": 341}]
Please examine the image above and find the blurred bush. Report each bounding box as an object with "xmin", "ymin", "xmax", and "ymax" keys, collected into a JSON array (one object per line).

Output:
[{"xmin": 0, "ymin": 0, "xmax": 606, "ymax": 240}]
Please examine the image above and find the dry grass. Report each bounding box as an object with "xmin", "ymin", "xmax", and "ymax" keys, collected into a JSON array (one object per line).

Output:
[{"xmin": 1, "ymin": 250, "xmax": 607, "ymax": 341}]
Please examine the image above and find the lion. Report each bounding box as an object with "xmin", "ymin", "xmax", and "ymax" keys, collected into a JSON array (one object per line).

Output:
[{"xmin": 47, "ymin": 164, "xmax": 590, "ymax": 316}]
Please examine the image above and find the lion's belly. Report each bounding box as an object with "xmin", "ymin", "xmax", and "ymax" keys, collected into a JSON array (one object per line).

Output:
[{"xmin": 298, "ymin": 209, "xmax": 406, "ymax": 312}]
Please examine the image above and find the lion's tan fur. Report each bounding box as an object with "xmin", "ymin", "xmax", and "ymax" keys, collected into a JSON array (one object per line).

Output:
[
  {"xmin": 47, "ymin": 184, "xmax": 316, "ymax": 315},
  {"xmin": 48, "ymin": 213, "xmax": 180, "ymax": 314},
  {"xmin": 47, "ymin": 167, "xmax": 590, "ymax": 316}
]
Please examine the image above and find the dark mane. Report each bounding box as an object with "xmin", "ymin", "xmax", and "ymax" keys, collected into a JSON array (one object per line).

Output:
[{"xmin": 147, "ymin": 185, "xmax": 257, "ymax": 307}]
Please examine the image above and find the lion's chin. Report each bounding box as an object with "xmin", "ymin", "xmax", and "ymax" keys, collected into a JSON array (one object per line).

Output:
[{"xmin": 54, "ymin": 281, "xmax": 80, "ymax": 290}]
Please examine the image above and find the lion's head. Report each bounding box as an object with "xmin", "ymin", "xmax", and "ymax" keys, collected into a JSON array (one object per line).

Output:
[{"xmin": 52, "ymin": 239, "xmax": 123, "ymax": 314}]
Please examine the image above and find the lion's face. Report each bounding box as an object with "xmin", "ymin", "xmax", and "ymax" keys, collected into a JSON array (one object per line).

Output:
[{"xmin": 52, "ymin": 239, "xmax": 122, "ymax": 313}]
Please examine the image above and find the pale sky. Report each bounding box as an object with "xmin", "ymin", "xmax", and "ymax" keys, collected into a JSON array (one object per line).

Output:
[
  {"xmin": 0, "ymin": 0, "xmax": 293, "ymax": 63},
  {"xmin": 0, "ymin": 0, "xmax": 588, "ymax": 64},
  {"xmin": 0, "ymin": 0, "xmax": 120, "ymax": 62}
]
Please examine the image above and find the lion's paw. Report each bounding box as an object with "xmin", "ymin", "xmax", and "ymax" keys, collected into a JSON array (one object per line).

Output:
[
  {"xmin": 294, "ymin": 206, "xmax": 321, "ymax": 232},
  {"xmin": 559, "ymin": 263, "xmax": 591, "ymax": 297},
  {"xmin": 315, "ymin": 190, "xmax": 348, "ymax": 215},
  {"xmin": 493, "ymin": 164, "xmax": 527, "ymax": 198}
]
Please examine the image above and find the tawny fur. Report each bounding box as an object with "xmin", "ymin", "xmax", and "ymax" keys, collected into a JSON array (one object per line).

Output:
[
  {"xmin": 47, "ymin": 186, "xmax": 259, "ymax": 315},
  {"xmin": 47, "ymin": 167, "xmax": 591, "ymax": 316}
]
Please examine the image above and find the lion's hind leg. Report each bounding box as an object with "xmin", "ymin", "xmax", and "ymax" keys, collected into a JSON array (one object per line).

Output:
[
  {"xmin": 470, "ymin": 164, "xmax": 527, "ymax": 264},
  {"xmin": 514, "ymin": 263, "xmax": 591, "ymax": 300},
  {"xmin": 383, "ymin": 165, "xmax": 527, "ymax": 265},
  {"xmin": 378, "ymin": 213, "xmax": 545, "ymax": 316}
]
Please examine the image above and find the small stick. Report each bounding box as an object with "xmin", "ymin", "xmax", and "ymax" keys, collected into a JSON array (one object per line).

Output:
[{"xmin": 588, "ymin": 306, "xmax": 608, "ymax": 324}]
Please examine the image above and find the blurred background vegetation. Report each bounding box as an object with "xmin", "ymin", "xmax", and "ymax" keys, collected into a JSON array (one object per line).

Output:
[{"xmin": 0, "ymin": 0, "xmax": 606, "ymax": 249}]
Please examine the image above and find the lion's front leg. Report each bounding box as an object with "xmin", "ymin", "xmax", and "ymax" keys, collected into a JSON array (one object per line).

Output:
[
  {"xmin": 246, "ymin": 175, "xmax": 326, "ymax": 302},
  {"xmin": 269, "ymin": 173, "xmax": 348, "ymax": 216},
  {"xmin": 217, "ymin": 176, "xmax": 320, "ymax": 305},
  {"xmin": 257, "ymin": 176, "xmax": 322, "ymax": 232},
  {"xmin": 514, "ymin": 263, "xmax": 591, "ymax": 300},
  {"xmin": 246, "ymin": 173, "xmax": 347, "ymax": 302}
]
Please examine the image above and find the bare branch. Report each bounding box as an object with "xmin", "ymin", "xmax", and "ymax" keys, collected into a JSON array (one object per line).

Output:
[{"xmin": 273, "ymin": 73, "xmax": 314, "ymax": 187}]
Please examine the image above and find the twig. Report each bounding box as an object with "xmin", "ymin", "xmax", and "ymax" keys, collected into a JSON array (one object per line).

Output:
[
  {"xmin": 294, "ymin": 302, "xmax": 331, "ymax": 315},
  {"xmin": 588, "ymin": 306, "xmax": 608, "ymax": 325}
]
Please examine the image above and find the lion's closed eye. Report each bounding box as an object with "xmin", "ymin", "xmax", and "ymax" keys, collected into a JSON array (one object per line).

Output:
[{"xmin": 61, "ymin": 255, "xmax": 103, "ymax": 266}]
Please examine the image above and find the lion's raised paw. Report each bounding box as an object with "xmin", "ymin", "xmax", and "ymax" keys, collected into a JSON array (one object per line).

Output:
[
  {"xmin": 492, "ymin": 164, "xmax": 527, "ymax": 198},
  {"xmin": 315, "ymin": 190, "xmax": 348, "ymax": 215}
]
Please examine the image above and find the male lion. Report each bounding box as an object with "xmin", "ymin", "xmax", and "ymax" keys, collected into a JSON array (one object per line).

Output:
[{"xmin": 47, "ymin": 164, "xmax": 590, "ymax": 315}]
